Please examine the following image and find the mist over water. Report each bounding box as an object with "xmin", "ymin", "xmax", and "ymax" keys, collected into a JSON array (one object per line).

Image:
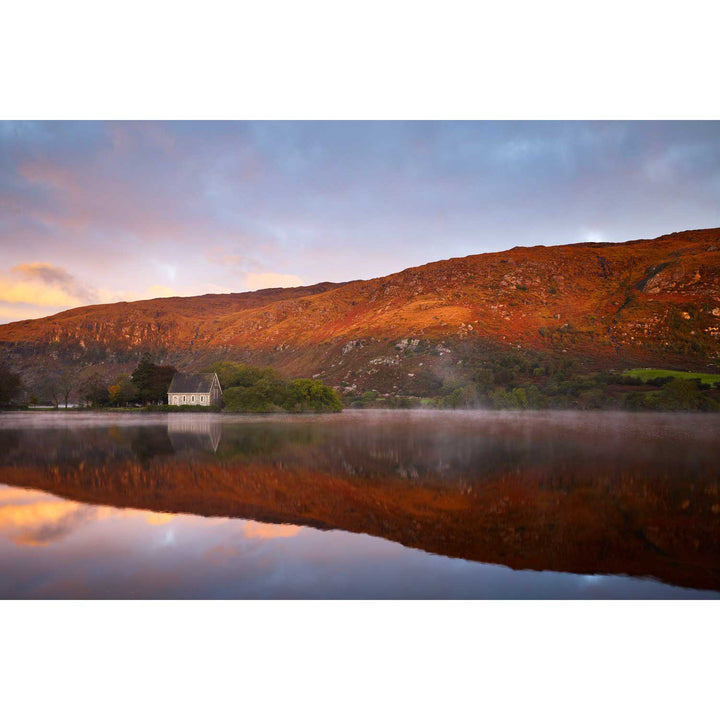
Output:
[{"xmin": 0, "ymin": 410, "xmax": 718, "ymax": 599}]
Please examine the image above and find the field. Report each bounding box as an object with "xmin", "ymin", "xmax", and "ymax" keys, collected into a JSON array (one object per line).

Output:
[{"xmin": 623, "ymin": 368, "xmax": 720, "ymax": 385}]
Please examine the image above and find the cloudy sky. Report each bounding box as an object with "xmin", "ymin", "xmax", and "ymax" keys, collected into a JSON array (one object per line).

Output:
[{"xmin": 1, "ymin": 120, "xmax": 719, "ymax": 325}]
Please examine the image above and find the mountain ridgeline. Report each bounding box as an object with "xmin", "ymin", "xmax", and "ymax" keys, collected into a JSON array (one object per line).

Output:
[{"xmin": 2, "ymin": 228, "xmax": 719, "ymax": 398}]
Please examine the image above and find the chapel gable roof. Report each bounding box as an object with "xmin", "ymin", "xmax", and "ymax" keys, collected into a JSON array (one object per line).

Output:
[{"xmin": 168, "ymin": 372, "xmax": 219, "ymax": 394}]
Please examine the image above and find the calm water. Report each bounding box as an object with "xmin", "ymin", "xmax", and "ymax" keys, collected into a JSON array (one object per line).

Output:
[{"xmin": 1, "ymin": 409, "xmax": 718, "ymax": 599}]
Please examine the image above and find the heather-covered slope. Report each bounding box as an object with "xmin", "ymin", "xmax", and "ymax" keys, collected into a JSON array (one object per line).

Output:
[{"xmin": 2, "ymin": 228, "xmax": 719, "ymax": 391}]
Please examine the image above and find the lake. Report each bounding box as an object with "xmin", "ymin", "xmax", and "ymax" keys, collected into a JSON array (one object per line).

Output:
[{"xmin": 0, "ymin": 409, "xmax": 718, "ymax": 599}]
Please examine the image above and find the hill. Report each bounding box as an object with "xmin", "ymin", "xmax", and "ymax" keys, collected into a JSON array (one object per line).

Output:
[{"xmin": 2, "ymin": 227, "xmax": 719, "ymax": 396}]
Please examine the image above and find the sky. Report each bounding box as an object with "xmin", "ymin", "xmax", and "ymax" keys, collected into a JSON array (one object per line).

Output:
[{"xmin": 1, "ymin": 120, "xmax": 720, "ymax": 325}]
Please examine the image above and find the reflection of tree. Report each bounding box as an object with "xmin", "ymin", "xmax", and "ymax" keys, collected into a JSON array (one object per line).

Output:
[
  {"xmin": 0, "ymin": 430, "xmax": 20, "ymax": 459},
  {"xmin": 128, "ymin": 427, "xmax": 175, "ymax": 463},
  {"xmin": 214, "ymin": 424, "xmax": 320, "ymax": 461},
  {"xmin": 0, "ymin": 426, "xmax": 175, "ymax": 466}
]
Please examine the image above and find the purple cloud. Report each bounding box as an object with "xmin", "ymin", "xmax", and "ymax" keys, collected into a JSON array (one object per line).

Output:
[{"xmin": 1, "ymin": 121, "xmax": 719, "ymax": 324}]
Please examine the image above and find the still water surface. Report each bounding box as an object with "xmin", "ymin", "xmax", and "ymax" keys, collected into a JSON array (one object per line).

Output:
[{"xmin": 1, "ymin": 409, "xmax": 718, "ymax": 599}]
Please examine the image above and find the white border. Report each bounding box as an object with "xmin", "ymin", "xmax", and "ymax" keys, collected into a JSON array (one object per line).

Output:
[
  {"xmin": 3, "ymin": 1, "xmax": 720, "ymax": 119},
  {"xmin": 2, "ymin": 601, "xmax": 717, "ymax": 718},
  {"xmin": 1, "ymin": 3, "xmax": 717, "ymax": 717}
]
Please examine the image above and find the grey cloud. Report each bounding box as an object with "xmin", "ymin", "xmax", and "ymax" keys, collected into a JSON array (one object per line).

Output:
[
  {"xmin": 11, "ymin": 263, "xmax": 99, "ymax": 304},
  {"xmin": 1, "ymin": 121, "xmax": 719, "ymax": 305}
]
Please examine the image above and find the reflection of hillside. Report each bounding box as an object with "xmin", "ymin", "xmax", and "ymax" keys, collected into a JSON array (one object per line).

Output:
[{"xmin": 1, "ymin": 416, "xmax": 719, "ymax": 591}]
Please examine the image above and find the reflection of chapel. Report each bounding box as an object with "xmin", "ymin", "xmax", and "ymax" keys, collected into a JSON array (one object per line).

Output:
[
  {"xmin": 167, "ymin": 372, "xmax": 222, "ymax": 406},
  {"xmin": 167, "ymin": 416, "xmax": 222, "ymax": 453}
]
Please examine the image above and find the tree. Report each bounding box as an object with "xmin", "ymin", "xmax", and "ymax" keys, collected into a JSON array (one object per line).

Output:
[
  {"xmin": 131, "ymin": 353, "xmax": 156, "ymax": 404},
  {"xmin": 108, "ymin": 374, "xmax": 137, "ymax": 406},
  {"xmin": 78, "ymin": 369, "xmax": 111, "ymax": 407},
  {"xmin": 131, "ymin": 353, "xmax": 177, "ymax": 404},
  {"xmin": 0, "ymin": 362, "xmax": 22, "ymax": 405},
  {"xmin": 474, "ymin": 368, "xmax": 495, "ymax": 391},
  {"xmin": 148, "ymin": 364, "xmax": 176, "ymax": 403},
  {"xmin": 58, "ymin": 369, "xmax": 78, "ymax": 408},
  {"xmin": 36, "ymin": 368, "xmax": 78, "ymax": 408},
  {"xmin": 38, "ymin": 373, "xmax": 61, "ymax": 408},
  {"xmin": 440, "ymin": 383, "xmax": 479, "ymax": 409}
]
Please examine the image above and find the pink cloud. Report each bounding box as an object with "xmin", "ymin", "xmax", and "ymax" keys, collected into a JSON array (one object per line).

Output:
[
  {"xmin": 245, "ymin": 272, "xmax": 303, "ymax": 290},
  {"xmin": 243, "ymin": 521, "xmax": 302, "ymax": 539}
]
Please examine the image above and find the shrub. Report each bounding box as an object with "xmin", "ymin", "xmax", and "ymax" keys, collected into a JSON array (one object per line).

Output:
[
  {"xmin": 474, "ymin": 368, "xmax": 495, "ymax": 389},
  {"xmin": 221, "ymin": 371, "xmax": 342, "ymax": 414},
  {"xmin": 223, "ymin": 381, "xmax": 284, "ymax": 413},
  {"xmin": 622, "ymin": 392, "xmax": 648, "ymax": 411},
  {"xmin": 490, "ymin": 387, "xmax": 533, "ymax": 409},
  {"xmin": 282, "ymin": 379, "xmax": 343, "ymax": 413},
  {"xmin": 210, "ymin": 361, "xmax": 280, "ymax": 390},
  {"xmin": 651, "ymin": 379, "xmax": 709, "ymax": 411}
]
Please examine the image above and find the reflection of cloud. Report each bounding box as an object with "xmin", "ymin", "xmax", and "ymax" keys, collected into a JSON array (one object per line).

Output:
[
  {"xmin": 202, "ymin": 544, "xmax": 240, "ymax": 563},
  {"xmin": 144, "ymin": 511, "xmax": 175, "ymax": 525},
  {"xmin": 242, "ymin": 521, "xmax": 301, "ymax": 539},
  {"xmin": 0, "ymin": 486, "xmax": 45, "ymax": 503},
  {"xmin": 0, "ymin": 498, "xmax": 96, "ymax": 546},
  {"xmin": 245, "ymin": 272, "xmax": 303, "ymax": 291}
]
